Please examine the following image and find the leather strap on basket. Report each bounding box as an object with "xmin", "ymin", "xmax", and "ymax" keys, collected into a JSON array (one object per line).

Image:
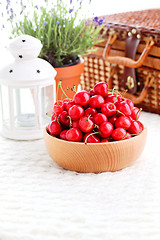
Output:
[
  {"xmin": 122, "ymin": 29, "xmax": 141, "ymax": 94},
  {"xmin": 103, "ymin": 32, "xmax": 155, "ymax": 68},
  {"xmin": 107, "ymin": 66, "xmax": 155, "ymax": 104}
]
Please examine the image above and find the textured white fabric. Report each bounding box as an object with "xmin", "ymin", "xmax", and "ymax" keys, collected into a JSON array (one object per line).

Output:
[{"xmin": 0, "ymin": 111, "xmax": 160, "ymax": 240}]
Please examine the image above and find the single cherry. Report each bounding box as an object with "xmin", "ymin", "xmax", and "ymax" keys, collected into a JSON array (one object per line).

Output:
[
  {"xmin": 65, "ymin": 99, "xmax": 75, "ymax": 111},
  {"xmin": 125, "ymin": 98, "xmax": 134, "ymax": 111},
  {"xmin": 48, "ymin": 119, "xmax": 62, "ymax": 136},
  {"xmin": 60, "ymin": 129, "xmax": 68, "ymax": 140},
  {"xmin": 89, "ymin": 95, "xmax": 105, "ymax": 108},
  {"xmin": 93, "ymin": 113, "xmax": 107, "ymax": 125},
  {"xmin": 66, "ymin": 128, "xmax": 83, "ymax": 142},
  {"xmin": 117, "ymin": 101, "xmax": 131, "ymax": 116},
  {"xmin": 84, "ymin": 107, "xmax": 97, "ymax": 119},
  {"xmin": 53, "ymin": 100, "xmax": 64, "ymax": 114},
  {"xmin": 111, "ymin": 127, "xmax": 127, "ymax": 141},
  {"xmin": 73, "ymin": 90, "xmax": 90, "ymax": 106},
  {"xmin": 79, "ymin": 116, "xmax": 94, "ymax": 133},
  {"xmin": 68, "ymin": 105, "xmax": 84, "ymax": 120},
  {"xmin": 128, "ymin": 120, "xmax": 141, "ymax": 134},
  {"xmin": 108, "ymin": 116, "xmax": 117, "ymax": 125},
  {"xmin": 131, "ymin": 107, "xmax": 141, "ymax": 120},
  {"xmin": 115, "ymin": 116, "xmax": 131, "ymax": 130},
  {"xmin": 58, "ymin": 111, "xmax": 70, "ymax": 127},
  {"xmin": 83, "ymin": 132, "xmax": 100, "ymax": 143},
  {"xmin": 93, "ymin": 82, "xmax": 108, "ymax": 96},
  {"xmin": 99, "ymin": 122, "xmax": 113, "ymax": 138},
  {"xmin": 105, "ymin": 92, "xmax": 121, "ymax": 105},
  {"xmin": 101, "ymin": 102, "xmax": 117, "ymax": 117}
]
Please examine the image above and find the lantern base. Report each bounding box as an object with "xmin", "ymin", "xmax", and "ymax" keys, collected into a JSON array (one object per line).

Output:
[{"xmin": 0, "ymin": 126, "xmax": 44, "ymax": 140}]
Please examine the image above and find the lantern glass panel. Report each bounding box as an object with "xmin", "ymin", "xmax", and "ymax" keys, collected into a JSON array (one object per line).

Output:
[
  {"xmin": 13, "ymin": 87, "xmax": 36, "ymax": 127},
  {"xmin": 0, "ymin": 85, "xmax": 10, "ymax": 128}
]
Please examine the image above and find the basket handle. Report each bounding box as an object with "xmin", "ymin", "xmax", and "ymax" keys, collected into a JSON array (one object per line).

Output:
[
  {"xmin": 108, "ymin": 66, "xmax": 154, "ymax": 104},
  {"xmin": 103, "ymin": 32, "xmax": 155, "ymax": 68}
]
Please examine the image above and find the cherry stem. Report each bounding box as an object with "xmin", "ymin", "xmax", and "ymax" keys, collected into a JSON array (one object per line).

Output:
[
  {"xmin": 46, "ymin": 113, "xmax": 52, "ymax": 117},
  {"xmin": 57, "ymin": 117, "xmax": 61, "ymax": 126},
  {"xmin": 59, "ymin": 80, "xmax": 71, "ymax": 102},
  {"xmin": 116, "ymin": 110, "xmax": 125, "ymax": 116},
  {"xmin": 56, "ymin": 80, "xmax": 61, "ymax": 105},
  {"xmin": 87, "ymin": 114, "xmax": 92, "ymax": 121},
  {"xmin": 121, "ymin": 133, "xmax": 129, "ymax": 140},
  {"xmin": 61, "ymin": 87, "xmax": 70, "ymax": 100},
  {"xmin": 66, "ymin": 115, "xmax": 72, "ymax": 128},
  {"xmin": 136, "ymin": 108, "xmax": 142, "ymax": 121},
  {"xmin": 71, "ymin": 85, "xmax": 77, "ymax": 93},
  {"xmin": 85, "ymin": 131, "xmax": 100, "ymax": 144}
]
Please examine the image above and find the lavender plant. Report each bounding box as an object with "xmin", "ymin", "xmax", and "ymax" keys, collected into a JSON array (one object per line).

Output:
[{"xmin": 0, "ymin": 0, "xmax": 105, "ymax": 67}]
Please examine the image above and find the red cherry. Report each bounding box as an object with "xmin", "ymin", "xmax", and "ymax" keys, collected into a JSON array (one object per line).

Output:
[
  {"xmin": 93, "ymin": 113, "xmax": 107, "ymax": 125},
  {"xmin": 66, "ymin": 128, "xmax": 83, "ymax": 142},
  {"xmin": 72, "ymin": 119, "xmax": 80, "ymax": 128},
  {"xmin": 84, "ymin": 107, "xmax": 97, "ymax": 118},
  {"xmin": 68, "ymin": 105, "xmax": 84, "ymax": 120},
  {"xmin": 48, "ymin": 120, "xmax": 62, "ymax": 136},
  {"xmin": 53, "ymin": 100, "xmax": 64, "ymax": 114},
  {"xmin": 123, "ymin": 132, "xmax": 132, "ymax": 139},
  {"xmin": 93, "ymin": 82, "xmax": 108, "ymax": 96},
  {"xmin": 99, "ymin": 122, "xmax": 113, "ymax": 138},
  {"xmin": 101, "ymin": 102, "xmax": 117, "ymax": 117},
  {"xmin": 63, "ymin": 98, "xmax": 71, "ymax": 110},
  {"xmin": 83, "ymin": 133, "xmax": 100, "ymax": 143},
  {"xmin": 105, "ymin": 92, "xmax": 121, "ymax": 105},
  {"xmin": 79, "ymin": 116, "xmax": 94, "ymax": 133},
  {"xmin": 111, "ymin": 128, "xmax": 127, "ymax": 141},
  {"xmin": 101, "ymin": 139, "xmax": 109, "ymax": 143},
  {"xmin": 73, "ymin": 91, "xmax": 90, "ymax": 106},
  {"xmin": 125, "ymin": 99, "xmax": 134, "ymax": 111},
  {"xmin": 131, "ymin": 107, "xmax": 141, "ymax": 120},
  {"xmin": 58, "ymin": 111, "xmax": 70, "ymax": 126},
  {"xmin": 117, "ymin": 101, "xmax": 131, "ymax": 116},
  {"xmin": 65, "ymin": 100, "xmax": 75, "ymax": 111},
  {"xmin": 89, "ymin": 89, "xmax": 95, "ymax": 97},
  {"xmin": 89, "ymin": 95, "xmax": 105, "ymax": 108},
  {"xmin": 137, "ymin": 121, "xmax": 144, "ymax": 132},
  {"xmin": 108, "ymin": 116, "xmax": 117, "ymax": 125},
  {"xmin": 51, "ymin": 112, "xmax": 58, "ymax": 121},
  {"xmin": 115, "ymin": 116, "xmax": 131, "ymax": 130},
  {"xmin": 128, "ymin": 120, "xmax": 141, "ymax": 134},
  {"xmin": 60, "ymin": 130, "xmax": 68, "ymax": 140}
]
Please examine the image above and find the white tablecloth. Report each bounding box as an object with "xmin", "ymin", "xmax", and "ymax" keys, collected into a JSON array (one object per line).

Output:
[{"xmin": 0, "ymin": 111, "xmax": 160, "ymax": 240}]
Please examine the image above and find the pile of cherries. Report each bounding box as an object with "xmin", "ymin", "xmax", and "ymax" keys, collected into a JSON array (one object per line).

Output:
[{"xmin": 48, "ymin": 82, "xmax": 144, "ymax": 143}]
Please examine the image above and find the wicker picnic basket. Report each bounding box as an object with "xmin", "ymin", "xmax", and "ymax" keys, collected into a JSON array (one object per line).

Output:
[{"xmin": 81, "ymin": 9, "xmax": 160, "ymax": 114}]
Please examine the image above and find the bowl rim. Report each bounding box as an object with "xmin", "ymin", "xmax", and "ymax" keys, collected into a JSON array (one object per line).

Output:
[{"xmin": 44, "ymin": 127, "xmax": 147, "ymax": 146}]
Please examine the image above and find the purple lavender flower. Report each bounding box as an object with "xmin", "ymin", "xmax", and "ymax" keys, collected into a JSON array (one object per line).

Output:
[
  {"xmin": 93, "ymin": 16, "xmax": 98, "ymax": 22},
  {"xmin": 35, "ymin": 5, "xmax": 38, "ymax": 9},
  {"xmin": 56, "ymin": 20, "xmax": 60, "ymax": 25},
  {"xmin": 70, "ymin": 0, "xmax": 72, "ymax": 3},
  {"xmin": 43, "ymin": 21, "xmax": 48, "ymax": 26},
  {"xmin": 98, "ymin": 18, "xmax": 103, "ymax": 25},
  {"xmin": 69, "ymin": 9, "xmax": 73, "ymax": 14}
]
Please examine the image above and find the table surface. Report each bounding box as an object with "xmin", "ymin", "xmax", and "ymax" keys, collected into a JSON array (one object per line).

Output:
[{"xmin": 0, "ymin": 111, "xmax": 160, "ymax": 240}]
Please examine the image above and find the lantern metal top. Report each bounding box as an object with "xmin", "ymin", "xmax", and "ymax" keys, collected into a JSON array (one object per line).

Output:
[{"xmin": 0, "ymin": 35, "xmax": 57, "ymax": 87}]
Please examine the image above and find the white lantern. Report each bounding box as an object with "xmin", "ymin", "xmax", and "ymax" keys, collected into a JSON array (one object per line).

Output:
[{"xmin": 0, "ymin": 35, "xmax": 57, "ymax": 140}]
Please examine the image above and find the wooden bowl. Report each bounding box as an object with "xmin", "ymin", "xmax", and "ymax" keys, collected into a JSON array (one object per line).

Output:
[{"xmin": 44, "ymin": 128, "xmax": 147, "ymax": 173}]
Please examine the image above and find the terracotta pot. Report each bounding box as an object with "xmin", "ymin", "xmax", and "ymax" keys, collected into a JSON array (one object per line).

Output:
[
  {"xmin": 44, "ymin": 128, "xmax": 147, "ymax": 173},
  {"xmin": 55, "ymin": 58, "xmax": 84, "ymax": 100}
]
